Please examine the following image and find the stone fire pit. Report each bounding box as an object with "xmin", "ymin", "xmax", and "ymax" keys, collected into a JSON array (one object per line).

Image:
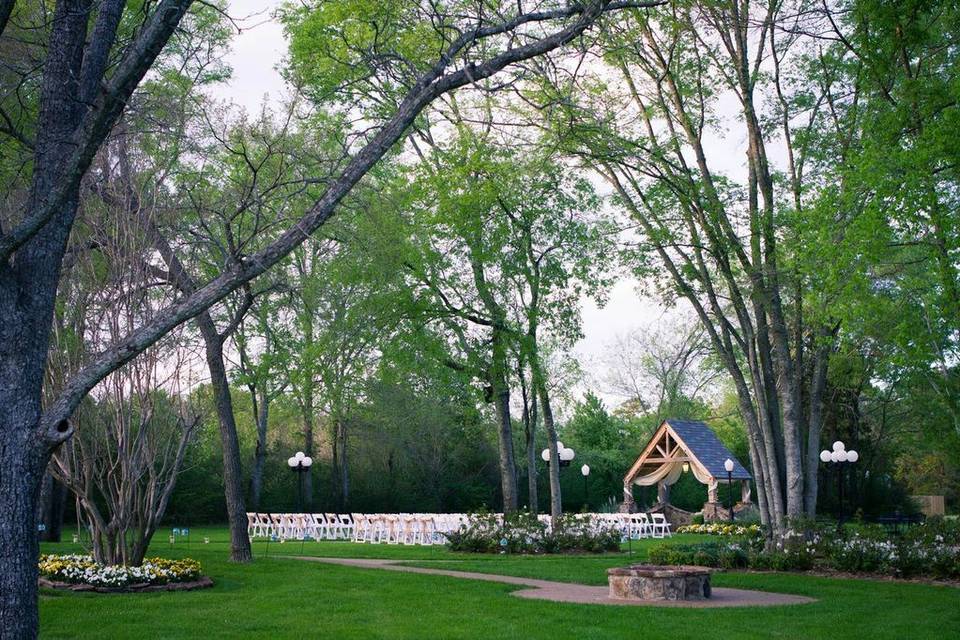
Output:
[{"xmin": 607, "ymin": 564, "xmax": 713, "ymax": 601}]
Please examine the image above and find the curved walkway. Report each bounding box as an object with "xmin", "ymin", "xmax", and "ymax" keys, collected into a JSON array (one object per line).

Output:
[{"xmin": 296, "ymin": 557, "xmax": 816, "ymax": 608}]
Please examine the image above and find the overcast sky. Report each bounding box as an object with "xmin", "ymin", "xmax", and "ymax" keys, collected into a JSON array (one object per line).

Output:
[{"xmin": 213, "ymin": 1, "xmax": 718, "ymax": 409}]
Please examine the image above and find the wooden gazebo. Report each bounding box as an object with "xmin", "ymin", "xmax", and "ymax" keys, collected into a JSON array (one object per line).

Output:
[{"xmin": 622, "ymin": 419, "xmax": 752, "ymax": 521}]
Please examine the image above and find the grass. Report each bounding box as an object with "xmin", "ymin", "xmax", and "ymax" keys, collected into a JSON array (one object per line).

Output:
[{"xmin": 39, "ymin": 526, "xmax": 959, "ymax": 639}]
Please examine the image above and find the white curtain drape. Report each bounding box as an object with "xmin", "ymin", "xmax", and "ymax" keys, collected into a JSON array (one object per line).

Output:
[{"xmin": 631, "ymin": 455, "xmax": 716, "ymax": 492}]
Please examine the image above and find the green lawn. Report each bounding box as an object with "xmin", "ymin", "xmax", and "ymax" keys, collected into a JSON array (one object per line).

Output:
[{"xmin": 40, "ymin": 526, "xmax": 959, "ymax": 639}]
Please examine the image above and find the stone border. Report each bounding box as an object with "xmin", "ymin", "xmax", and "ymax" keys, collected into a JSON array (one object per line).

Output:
[{"xmin": 39, "ymin": 576, "xmax": 214, "ymax": 594}]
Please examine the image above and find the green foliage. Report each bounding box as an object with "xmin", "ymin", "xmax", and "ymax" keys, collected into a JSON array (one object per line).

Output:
[{"xmin": 445, "ymin": 511, "xmax": 621, "ymax": 554}]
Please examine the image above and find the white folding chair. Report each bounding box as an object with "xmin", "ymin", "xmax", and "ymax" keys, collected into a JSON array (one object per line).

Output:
[
  {"xmin": 338, "ymin": 514, "xmax": 354, "ymax": 540},
  {"xmin": 651, "ymin": 512, "xmax": 671, "ymax": 538},
  {"xmin": 350, "ymin": 513, "xmax": 366, "ymax": 542},
  {"xmin": 324, "ymin": 513, "xmax": 341, "ymax": 540}
]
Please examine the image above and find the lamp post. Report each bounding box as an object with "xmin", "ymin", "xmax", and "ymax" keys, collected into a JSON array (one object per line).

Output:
[
  {"xmin": 723, "ymin": 458, "xmax": 735, "ymax": 523},
  {"xmin": 581, "ymin": 464, "xmax": 591, "ymax": 508},
  {"xmin": 287, "ymin": 451, "xmax": 313, "ymax": 512},
  {"xmin": 820, "ymin": 440, "xmax": 858, "ymax": 527},
  {"xmin": 540, "ymin": 441, "xmax": 575, "ymax": 468}
]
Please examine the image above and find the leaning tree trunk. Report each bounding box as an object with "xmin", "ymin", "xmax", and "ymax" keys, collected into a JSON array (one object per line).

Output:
[{"xmin": 197, "ymin": 315, "xmax": 251, "ymax": 562}]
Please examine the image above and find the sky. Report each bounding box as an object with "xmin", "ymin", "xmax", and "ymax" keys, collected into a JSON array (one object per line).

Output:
[{"xmin": 212, "ymin": 1, "xmax": 718, "ymax": 410}]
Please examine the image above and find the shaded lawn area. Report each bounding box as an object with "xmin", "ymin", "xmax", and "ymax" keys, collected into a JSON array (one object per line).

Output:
[{"xmin": 40, "ymin": 527, "xmax": 959, "ymax": 639}]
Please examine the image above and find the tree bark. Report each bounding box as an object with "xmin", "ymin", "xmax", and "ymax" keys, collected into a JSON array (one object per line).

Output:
[
  {"xmin": 196, "ymin": 315, "xmax": 252, "ymax": 562},
  {"xmin": 538, "ymin": 379, "xmax": 562, "ymax": 522},
  {"xmin": 491, "ymin": 331, "xmax": 519, "ymax": 513},
  {"xmin": 520, "ymin": 372, "xmax": 539, "ymax": 513},
  {"xmin": 0, "ymin": 403, "xmax": 46, "ymax": 640},
  {"xmin": 804, "ymin": 335, "xmax": 832, "ymax": 516}
]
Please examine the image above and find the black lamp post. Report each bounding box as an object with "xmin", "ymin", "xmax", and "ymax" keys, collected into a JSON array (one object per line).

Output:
[
  {"xmin": 723, "ymin": 458, "xmax": 735, "ymax": 523},
  {"xmin": 820, "ymin": 440, "xmax": 859, "ymax": 528},
  {"xmin": 581, "ymin": 464, "xmax": 590, "ymax": 508},
  {"xmin": 287, "ymin": 451, "xmax": 313, "ymax": 512}
]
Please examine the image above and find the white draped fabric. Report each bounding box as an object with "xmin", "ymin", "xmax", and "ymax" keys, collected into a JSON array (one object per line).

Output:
[{"xmin": 630, "ymin": 456, "xmax": 719, "ymax": 495}]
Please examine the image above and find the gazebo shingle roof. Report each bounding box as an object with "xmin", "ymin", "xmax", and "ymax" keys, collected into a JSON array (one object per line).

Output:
[{"xmin": 665, "ymin": 419, "xmax": 752, "ymax": 480}]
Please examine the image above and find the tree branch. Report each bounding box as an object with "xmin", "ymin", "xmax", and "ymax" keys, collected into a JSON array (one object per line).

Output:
[{"xmin": 0, "ymin": 0, "xmax": 194, "ymax": 264}]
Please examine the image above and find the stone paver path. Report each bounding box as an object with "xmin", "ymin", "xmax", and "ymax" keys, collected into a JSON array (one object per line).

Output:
[{"xmin": 296, "ymin": 557, "xmax": 815, "ymax": 608}]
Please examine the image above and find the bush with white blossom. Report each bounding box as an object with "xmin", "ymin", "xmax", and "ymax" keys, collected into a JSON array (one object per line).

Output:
[{"xmin": 39, "ymin": 554, "xmax": 201, "ymax": 588}]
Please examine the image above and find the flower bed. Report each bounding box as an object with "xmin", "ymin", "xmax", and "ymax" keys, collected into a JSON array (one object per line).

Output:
[
  {"xmin": 39, "ymin": 555, "xmax": 206, "ymax": 591},
  {"xmin": 676, "ymin": 523, "xmax": 763, "ymax": 538},
  {"xmin": 445, "ymin": 512, "xmax": 621, "ymax": 554}
]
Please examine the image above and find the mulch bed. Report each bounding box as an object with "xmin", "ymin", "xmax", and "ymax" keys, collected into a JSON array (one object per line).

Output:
[{"xmin": 39, "ymin": 576, "xmax": 214, "ymax": 594}]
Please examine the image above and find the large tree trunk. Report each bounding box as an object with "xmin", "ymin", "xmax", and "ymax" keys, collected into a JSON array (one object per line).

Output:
[
  {"xmin": 0, "ymin": 399, "xmax": 47, "ymax": 640},
  {"xmin": 0, "ymin": 1, "xmax": 90, "ymax": 630},
  {"xmin": 197, "ymin": 315, "xmax": 251, "ymax": 562}
]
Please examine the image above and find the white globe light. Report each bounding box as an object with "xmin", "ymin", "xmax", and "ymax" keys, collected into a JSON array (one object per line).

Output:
[
  {"xmin": 820, "ymin": 450, "xmax": 832, "ymax": 463},
  {"xmin": 581, "ymin": 464, "xmax": 590, "ymax": 476},
  {"xmin": 560, "ymin": 447, "xmax": 575, "ymax": 461},
  {"xmin": 846, "ymin": 450, "xmax": 859, "ymax": 463},
  {"xmin": 541, "ymin": 449, "xmax": 551, "ymax": 462},
  {"xmin": 832, "ymin": 441, "xmax": 845, "ymax": 452},
  {"xmin": 302, "ymin": 456, "xmax": 313, "ymax": 467},
  {"xmin": 830, "ymin": 451, "xmax": 841, "ymax": 463},
  {"xmin": 287, "ymin": 457, "xmax": 298, "ymax": 468},
  {"xmin": 555, "ymin": 441, "xmax": 564, "ymax": 451},
  {"xmin": 837, "ymin": 450, "xmax": 849, "ymax": 462},
  {"xmin": 295, "ymin": 451, "xmax": 305, "ymax": 459},
  {"xmin": 724, "ymin": 458, "xmax": 735, "ymax": 473}
]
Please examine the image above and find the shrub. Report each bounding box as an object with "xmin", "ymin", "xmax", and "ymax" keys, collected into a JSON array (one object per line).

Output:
[
  {"xmin": 445, "ymin": 511, "xmax": 620, "ymax": 554},
  {"xmin": 648, "ymin": 541, "xmax": 750, "ymax": 568},
  {"xmin": 651, "ymin": 522, "xmax": 960, "ymax": 580}
]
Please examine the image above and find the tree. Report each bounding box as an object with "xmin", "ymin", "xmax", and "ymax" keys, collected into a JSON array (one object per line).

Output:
[
  {"xmin": 0, "ymin": 2, "xmax": 661, "ymax": 634},
  {"xmin": 387, "ymin": 131, "xmax": 612, "ymax": 517},
  {"xmin": 603, "ymin": 317, "xmax": 722, "ymax": 421},
  {"xmin": 534, "ymin": 1, "xmax": 872, "ymax": 532}
]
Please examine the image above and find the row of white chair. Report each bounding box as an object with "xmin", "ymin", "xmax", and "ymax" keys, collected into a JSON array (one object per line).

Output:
[
  {"xmin": 247, "ymin": 513, "xmax": 355, "ymax": 541},
  {"xmin": 246, "ymin": 511, "xmax": 672, "ymax": 543},
  {"xmin": 587, "ymin": 512, "xmax": 673, "ymax": 539},
  {"xmin": 350, "ymin": 513, "xmax": 463, "ymax": 545}
]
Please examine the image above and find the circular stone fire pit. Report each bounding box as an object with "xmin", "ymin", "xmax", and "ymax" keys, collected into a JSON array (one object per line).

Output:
[{"xmin": 607, "ymin": 564, "xmax": 713, "ymax": 601}]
